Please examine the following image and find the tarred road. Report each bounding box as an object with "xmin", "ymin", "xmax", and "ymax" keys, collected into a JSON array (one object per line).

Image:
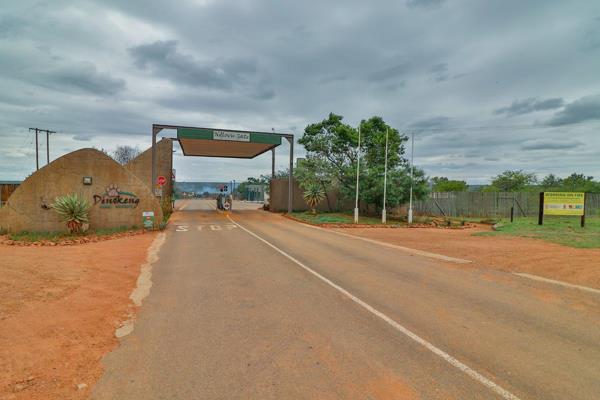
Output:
[{"xmin": 92, "ymin": 200, "xmax": 600, "ymax": 400}]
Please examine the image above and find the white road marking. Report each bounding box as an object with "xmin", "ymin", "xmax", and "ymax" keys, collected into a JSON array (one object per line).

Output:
[
  {"xmin": 210, "ymin": 225, "xmax": 222, "ymax": 231},
  {"xmin": 513, "ymin": 273, "xmax": 600, "ymax": 296},
  {"xmin": 295, "ymin": 221, "xmax": 471, "ymax": 264},
  {"xmin": 176, "ymin": 225, "xmax": 189, "ymax": 232},
  {"xmin": 228, "ymin": 215, "xmax": 521, "ymax": 400}
]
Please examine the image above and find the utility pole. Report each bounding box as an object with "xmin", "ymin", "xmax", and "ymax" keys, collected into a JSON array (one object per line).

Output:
[
  {"xmin": 354, "ymin": 125, "xmax": 362, "ymax": 224},
  {"xmin": 382, "ymin": 127, "xmax": 389, "ymax": 224},
  {"xmin": 29, "ymin": 128, "xmax": 55, "ymax": 170},
  {"xmin": 408, "ymin": 132, "xmax": 415, "ymax": 224},
  {"xmin": 30, "ymin": 128, "xmax": 39, "ymax": 170}
]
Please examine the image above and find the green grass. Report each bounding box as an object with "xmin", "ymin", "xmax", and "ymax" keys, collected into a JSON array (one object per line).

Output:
[
  {"xmin": 475, "ymin": 216, "xmax": 600, "ymax": 248},
  {"xmin": 289, "ymin": 212, "xmax": 473, "ymax": 227},
  {"xmin": 289, "ymin": 211, "xmax": 396, "ymax": 225},
  {"xmin": 8, "ymin": 225, "xmax": 140, "ymax": 242}
]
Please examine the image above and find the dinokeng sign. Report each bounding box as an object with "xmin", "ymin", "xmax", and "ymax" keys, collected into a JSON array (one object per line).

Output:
[{"xmin": 94, "ymin": 185, "xmax": 140, "ymax": 208}]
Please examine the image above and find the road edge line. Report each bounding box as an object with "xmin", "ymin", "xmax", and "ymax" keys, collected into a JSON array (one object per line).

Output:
[
  {"xmin": 513, "ymin": 272, "xmax": 600, "ymax": 295},
  {"xmin": 288, "ymin": 218, "xmax": 471, "ymax": 264},
  {"xmin": 227, "ymin": 215, "xmax": 520, "ymax": 400}
]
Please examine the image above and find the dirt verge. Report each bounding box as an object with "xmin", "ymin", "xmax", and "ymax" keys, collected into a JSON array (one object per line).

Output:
[
  {"xmin": 0, "ymin": 232, "xmax": 156, "ymax": 400},
  {"xmin": 331, "ymin": 225, "xmax": 600, "ymax": 290}
]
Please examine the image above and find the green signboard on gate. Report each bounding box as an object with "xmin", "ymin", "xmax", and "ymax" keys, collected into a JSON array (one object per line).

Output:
[{"xmin": 177, "ymin": 128, "xmax": 282, "ymax": 145}]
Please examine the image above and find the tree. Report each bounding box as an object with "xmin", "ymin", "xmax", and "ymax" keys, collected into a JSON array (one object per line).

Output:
[
  {"xmin": 303, "ymin": 184, "xmax": 326, "ymax": 214},
  {"xmin": 541, "ymin": 174, "xmax": 563, "ymax": 190},
  {"xmin": 561, "ymin": 173, "xmax": 599, "ymax": 192},
  {"xmin": 295, "ymin": 156, "xmax": 334, "ymax": 211},
  {"xmin": 112, "ymin": 145, "xmax": 140, "ymax": 164},
  {"xmin": 486, "ymin": 170, "xmax": 537, "ymax": 192},
  {"xmin": 431, "ymin": 177, "xmax": 468, "ymax": 192},
  {"xmin": 298, "ymin": 113, "xmax": 429, "ymax": 210}
]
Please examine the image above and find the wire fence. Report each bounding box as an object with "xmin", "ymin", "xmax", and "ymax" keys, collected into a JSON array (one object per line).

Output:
[{"xmin": 413, "ymin": 192, "xmax": 600, "ymax": 219}]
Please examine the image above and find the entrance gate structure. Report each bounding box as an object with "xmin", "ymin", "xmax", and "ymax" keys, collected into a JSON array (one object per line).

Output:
[{"xmin": 151, "ymin": 124, "xmax": 294, "ymax": 213}]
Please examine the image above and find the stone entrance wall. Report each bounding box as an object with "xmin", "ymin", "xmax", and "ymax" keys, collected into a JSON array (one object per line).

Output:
[
  {"xmin": 125, "ymin": 138, "xmax": 173, "ymax": 199},
  {"xmin": 0, "ymin": 148, "xmax": 163, "ymax": 233}
]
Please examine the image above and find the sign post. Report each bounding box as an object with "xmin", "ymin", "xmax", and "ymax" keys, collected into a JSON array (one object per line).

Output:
[
  {"xmin": 142, "ymin": 211, "xmax": 155, "ymax": 229},
  {"xmin": 539, "ymin": 192, "xmax": 586, "ymax": 227}
]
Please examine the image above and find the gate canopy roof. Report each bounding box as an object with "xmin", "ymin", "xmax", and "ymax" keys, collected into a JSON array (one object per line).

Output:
[{"xmin": 177, "ymin": 127, "xmax": 283, "ymax": 158}]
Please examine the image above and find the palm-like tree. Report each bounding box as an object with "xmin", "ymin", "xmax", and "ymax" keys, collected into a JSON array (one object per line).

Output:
[
  {"xmin": 303, "ymin": 184, "xmax": 325, "ymax": 214},
  {"xmin": 51, "ymin": 193, "xmax": 90, "ymax": 233}
]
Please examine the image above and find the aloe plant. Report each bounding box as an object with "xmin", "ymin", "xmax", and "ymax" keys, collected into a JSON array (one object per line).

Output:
[
  {"xmin": 303, "ymin": 184, "xmax": 325, "ymax": 214},
  {"xmin": 51, "ymin": 193, "xmax": 91, "ymax": 233}
]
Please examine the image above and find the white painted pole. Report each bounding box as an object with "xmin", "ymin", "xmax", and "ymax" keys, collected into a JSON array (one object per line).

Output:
[
  {"xmin": 354, "ymin": 125, "xmax": 361, "ymax": 223},
  {"xmin": 382, "ymin": 127, "xmax": 389, "ymax": 224},
  {"xmin": 408, "ymin": 132, "xmax": 414, "ymax": 224}
]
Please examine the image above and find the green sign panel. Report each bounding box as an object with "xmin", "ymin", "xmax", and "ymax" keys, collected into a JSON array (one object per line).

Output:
[
  {"xmin": 142, "ymin": 211, "xmax": 155, "ymax": 229},
  {"xmin": 178, "ymin": 128, "xmax": 282, "ymax": 146}
]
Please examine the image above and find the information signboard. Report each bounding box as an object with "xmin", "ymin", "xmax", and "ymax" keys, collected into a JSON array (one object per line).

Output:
[
  {"xmin": 543, "ymin": 192, "xmax": 585, "ymax": 216},
  {"xmin": 142, "ymin": 211, "xmax": 155, "ymax": 229}
]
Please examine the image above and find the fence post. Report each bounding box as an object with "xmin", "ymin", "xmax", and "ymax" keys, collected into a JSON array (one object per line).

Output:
[
  {"xmin": 538, "ymin": 192, "xmax": 544, "ymax": 225},
  {"xmin": 581, "ymin": 192, "xmax": 587, "ymax": 228}
]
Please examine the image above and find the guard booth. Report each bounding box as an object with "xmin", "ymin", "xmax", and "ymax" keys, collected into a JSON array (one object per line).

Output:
[
  {"xmin": 244, "ymin": 184, "xmax": 266, "ymax": 202},
  {"xmin": 151, "ymin": 124, "xmax": 294, "ymax": 212}
]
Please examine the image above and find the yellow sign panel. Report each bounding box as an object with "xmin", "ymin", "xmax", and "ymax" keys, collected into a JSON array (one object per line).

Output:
[{"xmin": 543, "ymin": 192, "xmax": 585, "ymax": 216}]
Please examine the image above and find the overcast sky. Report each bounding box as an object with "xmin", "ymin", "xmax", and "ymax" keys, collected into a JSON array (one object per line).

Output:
[{"xmin": 1, "ymin": 0, "xmax": 599, "ymax": 183}]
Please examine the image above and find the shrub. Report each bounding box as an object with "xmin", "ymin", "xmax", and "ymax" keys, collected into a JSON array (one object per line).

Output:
[
  {"xmin": 161, "ymin": 195, "xmax": 173, "ymax": 222},
  {"xmin": 303, "ymin": 184, "xmax": 325, "ymax": 214},
  {"xmin": 50, "ymin": 193, "xmax": 90, "ymax": 233}
]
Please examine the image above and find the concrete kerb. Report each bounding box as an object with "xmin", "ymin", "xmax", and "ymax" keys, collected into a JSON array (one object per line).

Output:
[{"xmin": 115, "ymin": 232, "xmax": 167, "ymax": 338}]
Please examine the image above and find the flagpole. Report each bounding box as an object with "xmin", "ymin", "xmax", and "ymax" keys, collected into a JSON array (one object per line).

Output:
[
  {"xmin": 408, "ymin": 131, "xmax": 414, "ymax": 224},
  {"xmin": 354, "ymin": 125, "xmax": 361, "ymax": 223},
  {"xmin": 382, "ymin": 127, "xmax": 389, "ymax": 224}
]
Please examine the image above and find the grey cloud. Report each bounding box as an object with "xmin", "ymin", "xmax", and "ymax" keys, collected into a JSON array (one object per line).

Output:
[
  {"xmin": 33, "ymin": 62, "xmax": 125, "ymax": 96},
  {"xmin": 2, "ymin": 0, "xmax": 600, "ymax": 182},
  {"xmin": 73, "ymin": 134, "xmax": 93, "ymax": 141},
  {"xmin": 318, "ymin": 74, "xmax": 347, "ymax": 84},
  {"xmin": 252, "ymin": 81, "xmax": 276, "ymax": 100},
  {"xmin": 128, "ymin": 40, "xmax": 263, "ymax": 93},
  {"xmin": 546, "ymin": 95, "xmax": 600, "ymax": 126},
  {"xmin": 368, "ymin": 63, "xmax": 410, "ymax": 82},
  {"xmin": 521, "ymin": 139, "xmax": 582, "ymax": 151},
  {"xmin": 429, "ymin": 63, "xmax": 448, "ymax": 82},
  {"xmin": 494, "ymin": 97, "xmax": 564, "ymax": 116},
  {"xmin": 0, "ymin": 15, "xmax": 25, "ymax": 38},
  {"xmin": 582, "ymin": 17, "xmax": 600, "ymax": 51},
  {"xmin": 408, "ymin": 116, "xmax": 450, "ymax": 136},
  {"xmin": 409, "ymin": 116, "xmax": 450, "ymax": 129},
  {"xmin": 406, "ymin": 0, "xmax": 445, "ymax": 9}
]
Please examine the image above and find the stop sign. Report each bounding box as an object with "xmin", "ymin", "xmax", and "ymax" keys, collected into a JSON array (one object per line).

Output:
[{"xmin": 157, "ymin": 176, "xmax": 167, "ymax": 186}]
